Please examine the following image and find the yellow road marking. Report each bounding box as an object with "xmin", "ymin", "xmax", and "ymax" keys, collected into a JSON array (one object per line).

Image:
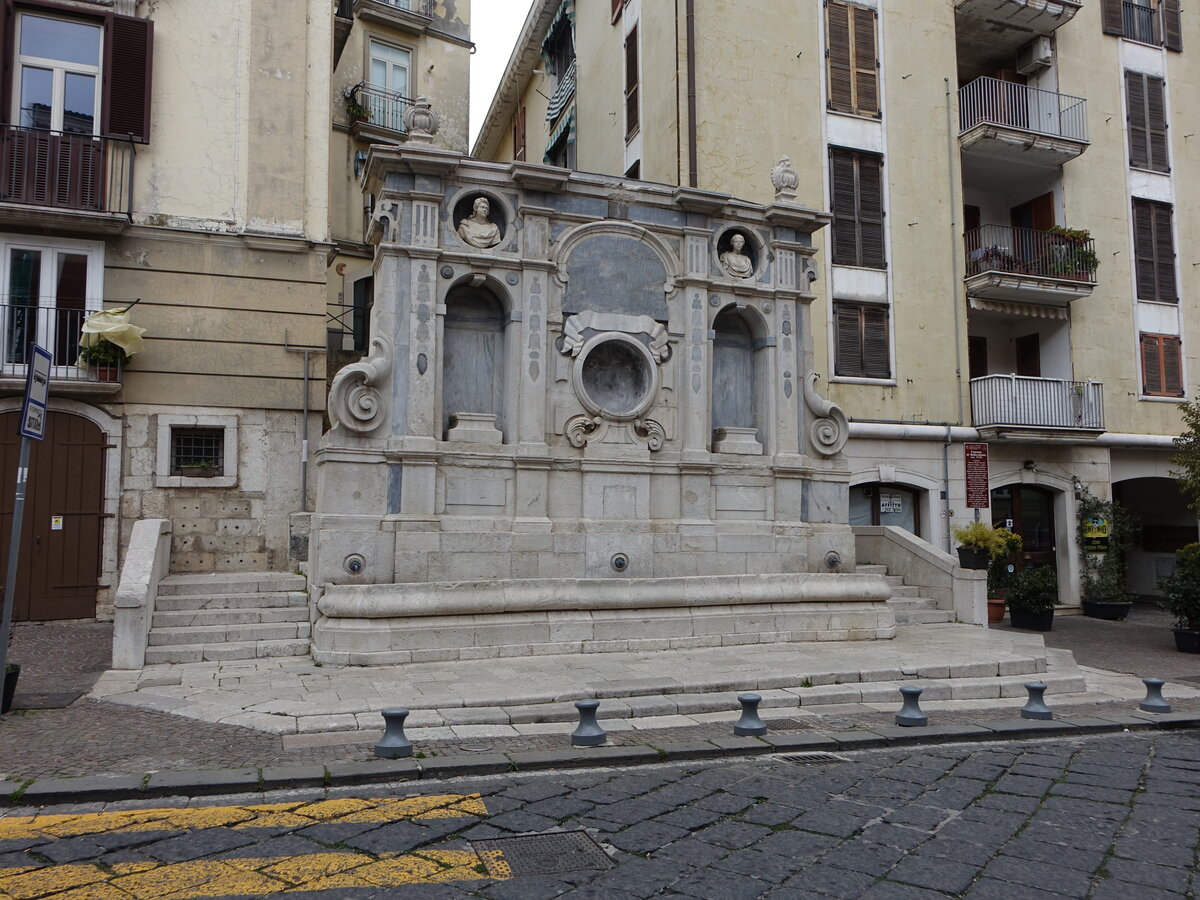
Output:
[
  {"xmin": 0, "ymin": 850, "xmax": 503, "ymax": 899},
  {"xmin": 0, "ymin": 794, "xmax": 487, "ymax": 841}
]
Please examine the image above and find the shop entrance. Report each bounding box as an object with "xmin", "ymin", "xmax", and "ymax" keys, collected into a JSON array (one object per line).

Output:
[{"xmin": 990, "ymin": 484, "xmax": 1057, "ymax": 572}]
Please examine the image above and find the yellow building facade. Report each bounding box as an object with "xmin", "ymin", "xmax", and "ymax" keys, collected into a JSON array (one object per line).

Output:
[{"xmin": 476, "ymin": 0, "xmax": 1199, "ymax": 607}]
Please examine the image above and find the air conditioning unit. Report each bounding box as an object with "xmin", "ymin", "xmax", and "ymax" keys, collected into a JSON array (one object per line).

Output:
[{"xmin": 1016, "ymin": 36, "xmax": 1053, "ymax": 74}]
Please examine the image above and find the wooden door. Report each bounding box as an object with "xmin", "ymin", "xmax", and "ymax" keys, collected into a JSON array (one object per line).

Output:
[
  {"xmin": 1015, "ymin": 333, "xmax": 1041, "ymax": 377},
  {"xmin": 0, "ymin": 411, "xmax": 106, "ymax": 620},
  {"xmin": 992, "ymin": 485, "xmax": 1057, "ymax": 572},
  {"xmin": 968, "ymin": 336, "xmax": 988, "ymax": 380}
]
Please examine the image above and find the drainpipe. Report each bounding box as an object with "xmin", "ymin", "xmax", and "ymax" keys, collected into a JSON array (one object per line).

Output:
[
  {"xmin": 686, "ymin": 0, "xmax": 698, "ymax": 187},
  {"xmin": 284, "ymin": 334, "xmax": 326, "ymax": 513},
  {"xmin": 945, "ymin": 77, "xmax": 965, "ymax": 425},
  {"xmin": 943, "ymin": 425, "xmax": 954, "ymax": 552}
]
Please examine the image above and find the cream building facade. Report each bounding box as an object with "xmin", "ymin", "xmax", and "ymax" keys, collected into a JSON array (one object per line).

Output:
[
  {"xmin": 0, "ymin": 0, "xmax": 471, "ymax": 623},
  {"xmin": 475, "ymin": 0, "xmax": 1199, "ymax": 609}
]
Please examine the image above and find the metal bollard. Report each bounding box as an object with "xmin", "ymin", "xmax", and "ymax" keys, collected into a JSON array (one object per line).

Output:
[
  {"xmin": 1020, "ymin": 682, "xmax": 1053, "ymax": 720},
  {"xmin": 1139, "ymin": 677, "xmax": 1171, "ymax": 714},
  {"xmin": 734, "ymin": 693, "xmax": 768, "ymax": 736},
  {"xmin": 374, "ymin": 707, "xmax": 413, "ymax": 758},
  {"xmin": 895, "ymin": 686, "xmax": 928, "ymax": 727},
  {"xmin": 571, "ymin": 699, "xmax": 607, "ymax": 747}
]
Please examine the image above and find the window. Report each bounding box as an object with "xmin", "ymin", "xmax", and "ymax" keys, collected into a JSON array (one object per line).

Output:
[
  {"xmin": 352, "ymin": 275, "xmax": 373, "ymax": 353},
  {"xmin": 1101, "ymin": 0, "xmax": 1182, "ymax": 51},
  {"xmin": 367, "ymin": 40, "xmax": 410, "ymax": 131},
  {"xmin": 1126, "ymin": 71, "xmax": 1168, "ymax": 172},
  {"xmin": 1140, "ymin": 333, "xmax": 1183, "ymax": 397},
  {"xmin": 624, "ymin": 25, "xmax": 639, "ymax": 140},
  {"xmin": 611, "ymin": 0, "xmax": 626, "ymax": 22},
  {"xmin": 1132, "ymin": 199, "xmax": 1176, "ymax": 303},
  {"xmin": 170, "ymin": 427, "xmax": 225, "ymax": 476},
  {"xmin": 826, "ymin": 0, "xmax": 879, "ymax": 117},
  {"xmin": 512, "ymin": 106, "xmax": 526, "ymax": 161},
  {"xmin": 829, "ymin": 147, "xmax": 885, "ymax": 269},
  {"xmin": 2, "ymin": 6, "xmax": 153, "ymax": 141},
  {"xmin": 0, "ymin": 237, "xmax": 102, "ymax": 371},
  {"xmin": 835, "ymin": 303, "xmax": 890, "ymax": 379}
]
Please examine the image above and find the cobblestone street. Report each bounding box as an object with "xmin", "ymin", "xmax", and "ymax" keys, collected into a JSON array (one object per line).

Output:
[{"xmin": 3, "ymin": 730, "xmax": 1198, "ymax": 898}]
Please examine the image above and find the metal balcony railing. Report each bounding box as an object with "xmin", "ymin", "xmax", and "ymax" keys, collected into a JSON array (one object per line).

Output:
[
  {"xmin": 965, "ymin": 225, "xmax": 1097, "ymax": 283},
  {"xmin": 1122, "ymin": 0, "xmax": 1161, "ymax": 43},
  {"xmin": 959, "ymin": 77, "xmax": 1088, "ymax": 143},
  {"xmin": 1, "ymin": 302, "xmax": 127, "ymax": 383},
  {"xmin": 0, "ymin": 126, "xmax": 134, "ymax": 217},
  {"xmin": 382, "ymin": 0, "xmax": 434, "ymax": 13},
  {"xmin": 972, "ymin": 375, "xmax": 1104, "ymax": 430},
  {"xmin": 348, "ymin": 82, "xmax": 414, "ymax": 134}
]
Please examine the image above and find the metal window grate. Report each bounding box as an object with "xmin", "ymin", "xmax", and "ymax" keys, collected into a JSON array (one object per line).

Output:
[{"xmin": 171, "ymin": 427, "xmax": 224, "ymax": 476}]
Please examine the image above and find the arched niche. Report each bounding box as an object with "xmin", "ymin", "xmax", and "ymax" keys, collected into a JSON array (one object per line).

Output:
[
  {"xmin": 711, "ymin": 305, "xmax": 769, "ymax": 455},
  {"xmin": 441, "ymin": 284, "xmax": 508, "ymax": 440}
]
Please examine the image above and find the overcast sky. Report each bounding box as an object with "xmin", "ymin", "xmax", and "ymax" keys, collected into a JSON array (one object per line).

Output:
[{"xmin": 469, "ymin": 0, "xmax": 535, "ymax": 147}]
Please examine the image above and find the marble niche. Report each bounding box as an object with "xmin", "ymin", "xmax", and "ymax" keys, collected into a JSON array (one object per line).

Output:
[{"xmin": 309, "ymin": 148, "xmax": 892, "ymax": 664}]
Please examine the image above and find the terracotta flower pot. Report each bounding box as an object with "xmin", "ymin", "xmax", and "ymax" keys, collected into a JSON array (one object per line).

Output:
[{"xmin": 987, "ymin": 598, "xmax": 1006, "ymax": 624}]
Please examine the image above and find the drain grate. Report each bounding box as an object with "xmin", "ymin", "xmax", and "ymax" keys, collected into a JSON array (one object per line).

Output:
[
  {"xmin": 471, "ymin": 830, "xmax": 614, "ymax": 877},
  {"xmin": 773, "ymin": 752, "xmax": 850, "ymax": 765}
]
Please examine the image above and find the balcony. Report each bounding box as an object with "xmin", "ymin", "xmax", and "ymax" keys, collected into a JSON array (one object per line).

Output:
[
  {"xmin": 1121, "ymin": 0, "xmax": 1167, "ymax": 45},
  {"xmin": 972, "ymin": 375, "xmax": 1104, "ymax": 440},
  {"xmin": 964, "ymin": 225, "xmax": 1097, "ymax": 306},
  {"xmin": 347, "ymin": 83, "xmax": 415, "ymax": 143},
  {"xmin": 0, "ymin": 126, "xmax": 134, "ymax": 234},
  {"xmin": 955, "ymin": 0, "xmax": 1082, "ymax": 73},
  {"xmin": 959, "ymin": 78, "xmax": 1088, "ymax": 172},
  {"xmin": 0, "ymin": 303, "xmax": 125, "ymax": 396},
  {"xmin": 352, "ymin": 0, "xmax": 435, "ymax": 34}
]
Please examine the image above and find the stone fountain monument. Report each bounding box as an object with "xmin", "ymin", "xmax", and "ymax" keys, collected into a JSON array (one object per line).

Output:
[{"xmin": 309, "ymin": 148, "xmax": 894, "ymax": 664}]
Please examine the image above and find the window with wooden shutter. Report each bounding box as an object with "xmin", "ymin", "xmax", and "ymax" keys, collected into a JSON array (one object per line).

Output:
[
  {"xmin": 1102, "ymin": 0, "xmax": 1182, "ymax": 50},
  {"xmin": 1101, "ymin": 0, "xmax": 1126, "ymax": 35},
  {"xmin": 512, "ymin": 106, "xmax": 526, "ymax": 162},
  {"xmin": 1141, "ymin": 333, "xmax": 1184, "ymax": 396},
  {"xmin": 835, "ymin": 303, "xmax": 890, "ymax": 379},
  {"xmin": 826, "ymin": 0, "xmax": 879, "ymax": 117},
  {"xmin": 624, "ymin": 25, "xmax": 638, "ymax": 140},
  {"xmin": 611, "ymin": 0, "xmax": 625, "ymax": 23},
  {"xmin": 1126, "ymin": 71, "xmax": 1168, "ymax": 172},
  {"xmin": 1163, "ymin": 0, "xmax": 1183, "ymax": 51},
  {"xmin": 103, "ymin": 13, "xmax": 154, "ymax": 142},
  {"xmin": 830, "ymin": 147, "xmax": 886, "ymax": 269},
  {"xmin": 1132, "ymin": 199, "xmax": 1177, "ymax": 303}
]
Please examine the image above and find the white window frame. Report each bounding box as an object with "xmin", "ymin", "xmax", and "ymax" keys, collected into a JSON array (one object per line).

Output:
[
  {"xmin": 156, "ymin": 414, "xmax": 240, "ymax": 489},
  {"xmin": 13, "ymin": 11, "xmax": 103, "ymax": 135},
  {"xmin": 0, "ymin": 235, "xmax": 104, "ymax": 375}
]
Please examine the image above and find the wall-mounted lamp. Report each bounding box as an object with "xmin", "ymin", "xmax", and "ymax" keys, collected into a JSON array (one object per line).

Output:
[{"xmin": 354, "ymin": 150, "xmax": 368, "ymax": 179}]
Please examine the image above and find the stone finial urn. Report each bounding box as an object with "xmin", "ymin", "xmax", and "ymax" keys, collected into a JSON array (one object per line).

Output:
[
  {"xmin": 405, "ymin": 96, "xmax": 440, "ymax": 143},
  {"xmin": 771, "ymin": 156, "xmax": 799, "ymax": 202}
]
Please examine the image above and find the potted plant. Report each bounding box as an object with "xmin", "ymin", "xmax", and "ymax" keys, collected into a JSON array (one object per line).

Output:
[
  {"xmin": 78, "ymin": 338, "xmax": 129, "ymax": 382},
  {"xmin": 1077, "ymin": 485, "xmax": 1137, "ymax": 620},
  {"xmin": 179, "ymin": 460, "xmax": 219, "ymax": 478},
  {"xmin": 1160, "ymin": 543, "xmax": 1200, "ymax": 652},
  {"xmin": 1046, "ymin": 225, "xmax": 1100, "ymax": 279},
  {"xmin": 952, "ymin": 521, "xmax": 1003, "ymax": 569},
  {"xmin": 345, "ymin": 98, "xmax": 372, "ymax": 123},
  {"xmin": 2, "ymin": 662, "xmax": 19, "ymax": 715},
  {"xmin": 1006, "ymin": 565, "xmax": 1060, "ymax": 631},
  {"xmin": 986, "ymin": 528, "xmax": 1023, "ymax": 624}
]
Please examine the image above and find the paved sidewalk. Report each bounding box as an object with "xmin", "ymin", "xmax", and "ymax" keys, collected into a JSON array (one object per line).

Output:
[{"xmin": 2, "ymin": 609, "xmax": 1199, "ymax": 796}]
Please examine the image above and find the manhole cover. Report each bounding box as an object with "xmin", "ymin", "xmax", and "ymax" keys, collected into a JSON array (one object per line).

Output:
[
  {"xmin": 471, "ymin": 830, "xmax": 614, "ymax": 877},
  {"xmin": 773, "ymin": 752, "xmax": 849, "ymax": 765}
]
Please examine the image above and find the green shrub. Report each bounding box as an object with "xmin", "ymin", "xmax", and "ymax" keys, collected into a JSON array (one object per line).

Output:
[
  {"xmin": 1006, "ymin": 566, "xmax": 1060, "ymax": 615},
  {"xmin": 952, "ymin": 522, "xmax": 1022, "ymax": 561},
  {"xmin": 1161, "ymin": 543, "xmax": 1200, "ymax": 631}
]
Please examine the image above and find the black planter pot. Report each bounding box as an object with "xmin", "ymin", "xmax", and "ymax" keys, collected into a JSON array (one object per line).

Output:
[
  {"xmin": 2, "ymin": 665, "xmax": 19, "ymax": 714},
  {"xmin": 1173, "ymin": 629, "xmax": 1200, "ymax": 653},
  {"xmin": 956, "ymin": 547, "xmax": 990, "ymax": 570},
  {"xmin": 1082, "ymin": 599, "xmax": 1134, "ymax": 621},
  {"xmin": 1009, "ymin": 608, "xmax": 1054, "ymax": 632}
]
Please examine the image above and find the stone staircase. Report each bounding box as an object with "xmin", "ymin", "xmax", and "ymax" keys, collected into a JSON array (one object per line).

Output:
[
  {"xmin": 145, "ymin": 572, "xmax": 310, "ymax": 665},
  {"xmin": 856, "ymin": 564, "xmax": 956, "ymax": 626}
]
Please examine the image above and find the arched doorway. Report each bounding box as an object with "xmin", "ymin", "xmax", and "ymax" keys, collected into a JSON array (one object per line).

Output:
[
  {"xmin": 0, "ymin": 411, "xmax": 106, "ymax": 620},
  {"xmin": 1114, "ymin": 477, "xmax": 1197, "ymax": 599},
  {"xmin": 991, "ymin": 484, "xmax": 1057, "ymax": 571}
]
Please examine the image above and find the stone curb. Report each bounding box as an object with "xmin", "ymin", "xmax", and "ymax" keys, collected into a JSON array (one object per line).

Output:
[{"xmin": 6, "ymin": 715, "xmax": 1198, "ymax": 807}]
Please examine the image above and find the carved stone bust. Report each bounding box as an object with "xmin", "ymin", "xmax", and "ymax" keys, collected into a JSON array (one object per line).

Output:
[
  {"xmin": 719, "ymin": 233, "xmax": 754, "ymax": 279},
  {"xmin": 456, "ymin": 196, "xmax": 502, "ymax": 249}
]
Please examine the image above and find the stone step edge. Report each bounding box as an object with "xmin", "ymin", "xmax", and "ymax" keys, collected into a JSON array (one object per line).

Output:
[
  {"xmin": 158, "ymin": 578, "xmax": 307, "ymax": 597},
  {"xmin": 15, "ymin": 713, "xmax": 1195, "ymax": 807}
]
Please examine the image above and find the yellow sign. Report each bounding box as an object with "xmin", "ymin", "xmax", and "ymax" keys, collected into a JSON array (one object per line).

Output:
[{"xmin": 1082, "ymin": 516, "xmax": 1109, "ymax": 551}]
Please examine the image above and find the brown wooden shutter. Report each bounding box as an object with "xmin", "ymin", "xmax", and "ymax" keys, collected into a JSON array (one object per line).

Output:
[
  {"xmin": 1163, "ymin": 336, "xmax": 1184, "ymax": 396},
  {"xmin": 1126, "ymin": 71, "xmax": 1149, "ymax": 169},
  {"xmin": 835, "ymin": 305, "xmax": 862, "ymax": 376},
  {"xmin": 862, "ymin": 305, "xmax": 890, "ymax": 378},
  {"xmin": 624, "ymin": 25, "xmax": 638, "ymax": 139},
  {"xmin": 1146, "ymin": 75, "xmax": 1168, "ymax": 171},
  {"xmin": 0, "ymin": 0, "xmax": 12, "ymax": 125},
  {"xmin": 1100, "ymin": 0, "xmax": 1125, "ymax": 35},
  {"xmin": 852, "ymin": 5, "xmax": 878, "ymax": 116},
  {"xmin": 102, "ymin": 13, "xmax": 153, "ymax": 143},
  {"xmin": 1152, "ymin": 202, "xmax": 1177, "ymax": 301},
  {"xmin": 1163, "ymin": 0, "xmax": 1183, "ymax": 51},
  {"xmin": 830, "ymin": 148, "xmax": 858, "ymax": 265},
  {"xmin": 1141, "ymin": 333, "xmax": 1163, "ymax": 394},
  {"xmin": 512, "ymin": 106, "xmax": 526, "ymax": 162},
  {"xmin": 858, "ymin": 152, "xmax": 885, "ymax": 267},
  {"xmin": 611, "ymin": 0, "xmax": 623, "ymax": 21},
  {"xmin": 826, "ymin": 1, "xmax": 854, "ymax": 113},
  {"xmin": 1133, "ymin": 199, "xmax": 1176, "ymax": 302}
]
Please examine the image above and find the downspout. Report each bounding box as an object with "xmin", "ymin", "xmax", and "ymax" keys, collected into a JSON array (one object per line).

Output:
[
  {"xmin": 943, "ymin": 425, "xmax": 954, "ymax": 553},
  {"xmin": 686, "ymin": 0, "xmax": 697, "ymax": 187},
  {"xmin": 675, "ymin": 0, "xmax": 682, "ymax": 186},
  {"xmin": 945, "ymin": 77, "xmax": 965, "ymax": 425}
]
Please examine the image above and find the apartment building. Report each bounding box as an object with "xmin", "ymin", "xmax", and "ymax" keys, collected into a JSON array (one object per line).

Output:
[
  {"xmin": 0, "ymin": 0, "xmax": 471, "ymax": 623},
  {"xmin": 475, "ymin": 0, "xmax": 1199, "ymax": 607}
]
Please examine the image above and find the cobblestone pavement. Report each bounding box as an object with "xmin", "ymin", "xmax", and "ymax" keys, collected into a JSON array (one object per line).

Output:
[{"xmin": 2, "ymin": 730, "xmax": 1197, "ymax": 898}]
